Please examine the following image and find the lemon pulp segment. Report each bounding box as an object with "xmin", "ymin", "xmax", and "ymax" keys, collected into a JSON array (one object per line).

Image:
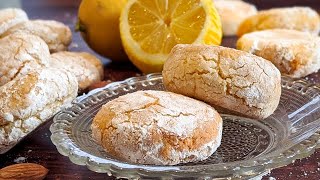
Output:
[
  {"xmin": 120, "ymin": 0, "xmax": 222, "ymax": 72},
  {"xmin": 128, "ymin": 0, "xmax": 207, "ymax": 54}
]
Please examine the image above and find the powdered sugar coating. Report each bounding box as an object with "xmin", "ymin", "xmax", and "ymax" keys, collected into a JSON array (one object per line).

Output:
[
  {"xmin": 163, "ymin": 44, "xmax": 281, "ymax": 119},
  {"xmin": 237, "ymin": 29, "xmax": 320, "ymax": 78},
  {"xmin": 0, "ymin": 33, "xmax": 50, "ymax": 86},
  {"xmin": 0, "ymin": 8, "xmax": 28, "ymax": 35},
  {"xmin": 92, "ymin": 90, "xmax": 222, "ymax": 165},
  {"xmin": 50, "ymin": 51, "xmax": 104, "ymax": 90},
  {"xmin": 1, "ymin": 20, "xmax": 72, "ymax": 53},
  {"xmin": 0, "ymin": 68, "xmax": 78, "ymax": 145},
  {"xmin": 238, "ymin": 7, "xmax": 320, "ymax": 36}
]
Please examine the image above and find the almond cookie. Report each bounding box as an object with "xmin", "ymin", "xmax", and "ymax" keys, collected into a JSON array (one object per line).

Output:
[
  {"xmin": 50, "ymin": 51, "xmax": 104, "ymax": 90},
  {"xmin": 1, "ymin": 20, "xmax": 72, "ymax": 53},
  {"xmin": 0, "ymin": 33, "xmax": 50, "ymax": 86},
  {"xmin": 0, "ymin": 8, "xmax": 28, "ymax": 35},
  {"xmin": 237, "ymin": 29, "xmax": 320, "ymax": 78},
  {"xmin": 0, "ymin": 68, "xmax": 78, "ymax": 146},
  {"xmin": 92, "ymin": 90, "xmax": 222, "ymax": 165},
  {"xmin": 214, "ymin": 0, "xmax": 257, "ymax": 36},
  {"xmin": 237, "ymin": 7, "xmax": 320, "ymax": 36},
  {"xmin": 163, "ymin": 44, "xmax": 281, "ymax": 119}
]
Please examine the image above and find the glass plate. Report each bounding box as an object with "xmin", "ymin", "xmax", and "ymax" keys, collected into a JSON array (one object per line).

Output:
[{"xmin": 50, "ymin": 73, "xmax": 320, "ymax": 179}]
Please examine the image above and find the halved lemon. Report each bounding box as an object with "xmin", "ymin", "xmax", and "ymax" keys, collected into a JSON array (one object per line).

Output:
[{"xmin": 120, "ymin": 0, "xmax": 222, "ymax": 73}]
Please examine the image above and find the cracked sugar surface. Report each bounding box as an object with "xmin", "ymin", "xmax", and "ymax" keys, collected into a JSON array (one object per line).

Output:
[
  {"xmin": 0, "ymin": 68, "xmax": 78, "ymax": 145},
  {"xmin": 237, "ymin": 29, "xmax": 320, "ymax": 78},
  {"xmin": 163, "ymin": 44, "xmax": 281, "ymax": 119},
  {"xmin": 50, "ymin": 51, "xmax": 103, "ymax": 90},
  {"xmin": 0, "ymin": 8, "xmax": 28, "ymax": 35},
  {"xmin": 0, "ymin": 33, "xmax": 50, "ymax": 86},
  {"xmin": 1, "ymin": 20, "xmax": 72, "ymax": 53},
  {"xmin": 237, "ymin": 7, "xmax": 320, "ymax": 36},
  {"xmin": 92, "ymin": 90, "xmax": 222, "ymax": 165}
]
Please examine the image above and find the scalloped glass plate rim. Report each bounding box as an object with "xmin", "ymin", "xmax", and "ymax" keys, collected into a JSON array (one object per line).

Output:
[{"xmin": 50, "ymin": 73, "xmax": 320, "ymax": 177}]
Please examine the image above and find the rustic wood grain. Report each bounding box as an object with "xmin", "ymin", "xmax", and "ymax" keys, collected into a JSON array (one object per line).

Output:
[{"xmin": 0, "ymin": 0, "xmax": 320, "ymax": 179}]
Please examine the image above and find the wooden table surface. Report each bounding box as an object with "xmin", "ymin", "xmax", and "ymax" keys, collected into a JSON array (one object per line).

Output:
[{"xmin": 1, "ymin": 0, "xmax": 320, "ymax": 179}]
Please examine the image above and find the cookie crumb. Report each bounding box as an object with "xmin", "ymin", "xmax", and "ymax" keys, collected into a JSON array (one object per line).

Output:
[{"xmin": 14, "ymin": 157, "xmax": 26, "ymax": 163}]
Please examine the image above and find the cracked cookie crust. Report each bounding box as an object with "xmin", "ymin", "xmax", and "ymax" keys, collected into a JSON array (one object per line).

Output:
[
  {"xmin": 163, "ymin": 44, "xmax": 281, "ymax": 119},
  {"xmin": 50, "ymin": 51, "xmax": 104, "ymax": 91},
  {"xmin": 0, "ymin": 33, "xmax": 50, "ymax": 86},
  {"xmin": 237, "ymin": 7, "xmax": 320, "ymax": 37},
  {"xmin": 0, "ymin": 68, "xmax": 78, "ymax": 146},
  {"xmin": 91, "ymin": 90, "xmax": 222, "ymax": 165},
  {"xmin": 0, "ymin": 8, "xmax": 28, "ymax": 35},
  {"xmin": 237, "ymin": 29, "xmax": 320, "ymax": 78},
  {"xmin": 1, "ymin": 20, "xmax": 72, "ymax": 53}
]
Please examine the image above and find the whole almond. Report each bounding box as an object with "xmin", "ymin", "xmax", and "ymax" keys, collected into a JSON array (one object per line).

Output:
[{"xmin": 0, "ymin": 163, "xmax": 48, "ymax": 180}]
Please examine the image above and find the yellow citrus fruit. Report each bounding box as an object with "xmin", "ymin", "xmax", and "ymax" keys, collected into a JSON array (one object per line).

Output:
[
  {"xmin": 77, "ymin": 0, "xmax": 128, "ymax": 61},
  {"xmin": 120, "ymin": 0, "xmax": 222, "ymax": 73}
]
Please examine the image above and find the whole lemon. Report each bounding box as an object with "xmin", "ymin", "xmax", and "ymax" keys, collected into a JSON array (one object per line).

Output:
[{"xmin": 77, "ymin": 0, "xmax": 128, "ymax": 61}]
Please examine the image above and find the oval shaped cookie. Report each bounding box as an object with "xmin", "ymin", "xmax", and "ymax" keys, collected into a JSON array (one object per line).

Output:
[
  {"xmin": 214, "ymin": 0, "xmax": 257, "ymax": 36},
  {"xmin": 0, "ymin": 68, "xmax": 78, "ymax": 145},
  {"xmin": 237, "ymin": 29, "xmax": 320, "ymax": 78},
  {"xmin": 163, "ymin": 44, "xmax": 281, "ymax": 119},
  {"xmin": 1, "ymin": 20, "xmax": 72, "ymax": 53},
  {"xmin": 0, "ymin": 33, "xmax": 50, "ymax": 86},
  {"xmin": 237, "ymin": 7, "xmax": 320, "ymax": 36},
  {"xmin": 0, "ymin": 8, "xmax": 28, "ymax": 35},
  {"xmin": 91, "ymin": 90, "xmax": 222, "ymax": 165},
  {"xmin": 50, "ymin": 51, "xmax": 104, "ymax": 90}
]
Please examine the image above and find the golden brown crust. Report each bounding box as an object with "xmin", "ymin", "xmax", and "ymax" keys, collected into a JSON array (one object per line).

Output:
[
  {"xmin": 163, "ymin": 44, "xmax": 281, "ymax": 119},
  {"xmin": 1, "ymin": 20, "xmax": 72, "ymax": 53},
  {"xmin": 0, "ymin": 32, "xmax": 50, "ymax": 86},
  {"xmin": 237, "ymin": 7, "xmax": 320, "ymax": 37},
  {"xmin": 76, "ymin": 52, "xmax": 104, "ymax": 79},
  {"xmin": 0, "ymin": 8, "xmax": 28, "ymax": 35},
  {"xmin": 91, "ymin": 90, "xmax": 222, "ymax": 165},
  {"xmin": 0, "ymin": 68, "xmax": 78, "ymax": 145},
  {"xmin": 237, "ymin": 29, "xmax": 320, "ymax": 78},
  {"xmin": 214, "ymin": 0, "xmax": 257, "ymax": 36},
  {"xmin": 50, "ymin": 51, "xmax": 104, "ymax": 90}
]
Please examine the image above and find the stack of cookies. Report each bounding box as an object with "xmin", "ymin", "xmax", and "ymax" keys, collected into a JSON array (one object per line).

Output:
[
  {"xmin": 0, "ymin": 8, "xmax": 104, "ymax": 147},
  {"xmin": 236, "ymin": 7, "xmax": 320, "ymax": 78},
  {"xmin": 216, "ymin": 0, "xmax": 320, "ymax": 78}
]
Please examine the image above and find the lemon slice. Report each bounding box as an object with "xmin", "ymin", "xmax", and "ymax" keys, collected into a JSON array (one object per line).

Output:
[{"xmin": 120, "ymin": 0, "xmax": 222, "ymax": 73}]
